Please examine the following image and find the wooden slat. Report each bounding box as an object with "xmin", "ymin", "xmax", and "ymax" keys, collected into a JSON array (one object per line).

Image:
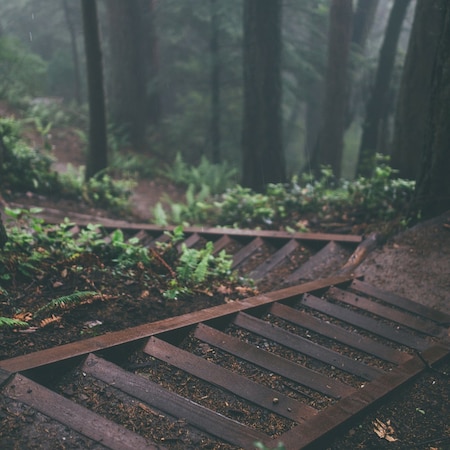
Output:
[
  {"xmin": 328, "ymin": 287, "xmax": 444, "ymax": 337},
  {"xmin": 280, "ymin": 344, "xmax": 450, "ymax": 449},
  {"xmin": 144, "ymin": 336, "xmax": 317, "ymax": 422},
  {"xmin": 231, "ymin": 236, "xmax": 265, "ymax": 268},
  {"xmin": 194, "ymin": 323, "xmax": 354, "ymax": 399},
  {"xmin": 234, "ymin": 313, "xmax": 383, "ymax": 380},
  {"xmin": 83, "ymin": 354, "xmax": 266, "ymax": 449},
  {"xmin": 0, "ymin": 275, "xmax": 356, "ymax": 374},
  {"xmin": 284, "ymin": 241, "xmax": 349, "ymax": 284},
  {"xmin": 250, "ymin": 239, "xmax": 299, "ymax": 281},
  {"xmin": 212, "ymin": 234, "xmax": 233, "ymax": 254},
  {"xmin": 4, "ymin": 374, "xmax": 157, "ymax": 450},
  {"xmin": 350, "ymin": 279, "xmax": 450, "ymax": 325},
  {"xmin": 176, "ymin": 232, "xmax": 201, "ymax": 252},
  {"xmin": 270, "ymin": 303, "xmax": 410, "ymax": 364},
  {"xmin": 301, "ymin": 294, "xmax": 430, "ymax": 351}
]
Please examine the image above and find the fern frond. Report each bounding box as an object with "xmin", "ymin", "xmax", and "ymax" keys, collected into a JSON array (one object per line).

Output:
[
  {"xmin": 35, "ymin": 291, "xmax": 97, "ymax": 316},
  {"xmin": 0, "ymin": 316, "xmax": 29, "ymax": 329}
]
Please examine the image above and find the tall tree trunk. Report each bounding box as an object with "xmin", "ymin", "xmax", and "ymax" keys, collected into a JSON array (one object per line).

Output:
[
  {"xmin": 414, "ymin": 1, "xmax": 450, "ymax": 218},
  {"xmin": 81, "ymin": 0, "xmax": 108, "ymax": 180},
  {"xmin": 62, "ymin": 0, "xmax": 82, "ymax": 105},
  {"xmin": 346, "ymin": 0, "xmax": 379, "ymax": 129},
  {"xmin": 210, "ymin": 0, "xmax": 220, "ymax": 164},
  {"xmin": 106, "ymin": 0, "xmax": 146, "ymax": 151},
  {"xmin": 357, "ymin": 0, "xmax": 411, "ymax": 177},
  {"xmin": 141, "ymin": 0, "xmax": 162, "ymax": 127},
  {"xmin": 391, "ymin": 0, "xmax": 442, "ymax": 180},
  {"xmin": 312, "ymin": 0, "xmax": 353, "ymax": 178},
  {"xmin": 242, "ymin": 0, "xmax": 285, "ymax": 192}
]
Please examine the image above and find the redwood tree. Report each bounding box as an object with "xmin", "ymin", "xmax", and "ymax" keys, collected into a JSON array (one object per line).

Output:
[
  {"xmin": 241, "ymin": 0, "xmax": 285, "ymax": 192},
  {"xmin": 414, "ymin": 1, "xmax": 450, "ymax": 218},
  {"xmin": 391, "ymin": 0, "xmax": 443, "ymax": 179},
  {"xmin": 357, "ymin": 0, "xmax": 411, "ymax": 176},
  {"xmin": 81, "ymin": 0, "xmax": 107, "ymax": 181},
  {"xmin": 312, "ymin": 0, "xmax": 353, "ymax": 178}
]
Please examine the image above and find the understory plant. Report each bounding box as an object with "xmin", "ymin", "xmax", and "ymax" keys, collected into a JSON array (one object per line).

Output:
[
  {"xmin": 0, "ymin": 116, "xmax": 135, "ymax": 215},
  {"xmin": 0, "ymin": 212, "xmax": 253, "ymax": 330},
  {"xmin": 153, "ymin": 155, "xmax": 415, "ymax": 232}
]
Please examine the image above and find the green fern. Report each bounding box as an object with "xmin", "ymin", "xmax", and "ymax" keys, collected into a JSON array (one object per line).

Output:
[
  {"xmin": 0, "ymin": 316, "xmax": 29, "ymax": 329},
  {"xmin": 35, "ymin": 291, "xmax": 97, "ymax": 317}
]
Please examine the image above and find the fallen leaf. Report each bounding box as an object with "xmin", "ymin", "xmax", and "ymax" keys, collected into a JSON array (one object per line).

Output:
[
  {"xmin": 373, "ymin": 418, "xmax": 398, "ymax": 442},
  {"xmin": 40, "ymin": 315, "xmax": 62, "ymax": 328}
]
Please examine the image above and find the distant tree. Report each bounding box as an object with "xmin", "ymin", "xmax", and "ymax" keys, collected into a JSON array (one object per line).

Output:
[
  {"xmin": 357, "ymin": 0, "xmax": 412, "ymax": 177},
  {"xmin": 346, "ymin": 0, "xmax": 379, "ymax": 128},
  {"xmin": 81, "ymin": 0, "xmax": 107, "ymax": 180},
  {"xmin": 391, "ymin": 0, "xmax": 442, "ymax": 180},
  {"xmin": 242, "ymin": 0, "xmax": 285, "ymax": 192},
  {"xmin": 106, "ymin": 0, "xmax": 146, "ymax": 151},
  {"xmin": 312, "ymin": 0, "xmax": 353, "ymax": 178},
  {"xmin": 414, "ymin": 0, "xmax": 450, "ymax": 218},
  {"xmin": 141, "ymin": 0, "xmax": 162, "ymax": 127},
  {"xmin": 62, "ymin": 0, "xmax": 82, "ymax": 105},
  {"xmin": 210, "ymin": 0, "xmax": 221, "ymax": 164}
]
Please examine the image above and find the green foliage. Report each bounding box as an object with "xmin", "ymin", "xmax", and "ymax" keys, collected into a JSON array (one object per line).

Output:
[
  {"xmin": 0, "ymin": 317, "xmax": 29, "ymax": 330},
  {"xmin": 0, "ymin": 36, "xmax": 47, "ymax": 106},
  {"xmin": 34, "ymin": 291, "xmax": 97, "ymax": 317},
  {"xmin": 253, "ymin": 442, "xmax": 286, "ymax": 450},
  {"xmin": 156, "ymin": 157, "xmax": 415, "ymax": 231},
  {"xmin": 0, "ymin": 117, "xmax": 59, "ymax": 193},
  {"xmin": 153, "ymin": 183, "xmax": 213, "ymax": 227},
  {"xmin": 164, "ymin": 152, "xmax": 238, "ymax": 195}
]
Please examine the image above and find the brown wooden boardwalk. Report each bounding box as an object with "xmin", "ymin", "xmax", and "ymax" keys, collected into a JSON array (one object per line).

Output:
[{"xmin": 1, "ymin": 275, "xmax": 449, "ymax": 449}]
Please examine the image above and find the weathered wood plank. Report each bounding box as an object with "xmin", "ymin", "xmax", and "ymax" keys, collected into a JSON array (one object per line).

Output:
[
  {"xmin": 144, "ymin": 336, "xmax": 317, "ymax": 422},
  {"xmin": 4, "ymin": 374, "xmax": 158, "ymax": 450},
  {"xmin": 301, "ymin": 294, "xmax": 430, "ymax": 351},
  {"xmin": 0, "ymin": 275, "xmax": 356, "ymax": 374},
  {"xmin": 231, "ymin": 236, "xmax": 265, "ymax": 268},
  {"xmin": 234, "ymin": 312, "xmax": 383, "ymax": 380},
  {"xmin": 328, "ymin": 287, "xmax": 444, "ymax": 337},
  {"xmin": 350, "ymin": 279, "xmax": 450, "ymax": 324},
  {"xmin": 284, "ymin": 241, "xmax": 349, "ymax": 284},
  {"xmin": 280, "ymin": 344, "xmax": 450, "ymax": 449},
  {"xmin": 270, "ymin": 303, "xmax": 410, "ymax": 364},
  {"xmin": 194, "ymin": 323, "xmax": 354, "ymax": 399},
  {"xmin": 83, "ymin": 354, "xmax": 266, "ymax": 448},
  {"xmin": 250, "ymin": 239, "xmax": 299, "ymax": 281}
]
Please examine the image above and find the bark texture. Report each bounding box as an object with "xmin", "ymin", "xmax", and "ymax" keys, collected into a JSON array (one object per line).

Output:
[
  {"xmin": 242, "ymin": 0, "xmax": 285, "ymax": 192},
  {"xmin": 313, "ymin": 0, "xmax": 353, "ymax": 178},
  {"xmin": 357, "ymin": 0, "xmax": 411, "ymax": 176},
  {"xmin": 81, "ymin": 0, "xmax": 108, "ymax": 180},
  {"xmin": 415, "ymin": 1, "xmax": 450, "ymax": 218},
  {"xmin": 391, "ymin": 0, "xmax": 443, "ymax": 179}
]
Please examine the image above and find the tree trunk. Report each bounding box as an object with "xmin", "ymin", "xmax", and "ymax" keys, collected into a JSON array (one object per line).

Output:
[
  {"xmin": 62, "ymin": 0, "xmax": 82, "ymax": 105},
  {"xmin": 391, "ymin": 0, "xmax": 442, "ymax": 180},
  {"xmin": 141, "ymin": 0, "xmax": 162, "ymax": 127},
  {"xmin": 81, "ymin": 0, "xmax": 108, "ymax": 181},
  {"xmin": 210, "ymin": 0, "xmax": 220, "ymax": 164},
  {"xmin": 346, "ymin": 0, "xmax": 379, "ymax": 129},
  {"xmin": 242, "ymin": 0, "xmax": 285, "ymax": 192},
  {"xmin": 312, "ymin": 0, "xmax": 353, "ymax": 178},
  {"xmin": 106, "ymin": 0, "xmax": 146, "ymax": 151},
  {"xmin": 414, "ymin": 1, "xmax": 450, "ymax": 218},
  {"xmin": 357, "ymin": 0, "xmax": 411, "ymax": 177}
]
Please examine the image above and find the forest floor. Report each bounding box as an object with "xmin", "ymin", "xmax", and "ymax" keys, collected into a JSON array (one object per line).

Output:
[{"xmin": 0, "ymin": 121, "xmax": 449, "ymax": 449}]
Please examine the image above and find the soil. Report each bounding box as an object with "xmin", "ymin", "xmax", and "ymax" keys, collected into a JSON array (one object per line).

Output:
[{"xmin": 0, "ymin": 120, "xmax": 449, "ymax": 449}]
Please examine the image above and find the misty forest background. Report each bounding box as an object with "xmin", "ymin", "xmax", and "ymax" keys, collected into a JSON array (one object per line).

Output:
[{"xmin": 0, "ymin": 0, "xmax": 449, "ymax": 226}]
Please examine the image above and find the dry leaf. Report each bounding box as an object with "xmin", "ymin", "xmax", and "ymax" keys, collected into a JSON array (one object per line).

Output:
[
  {"xmin": 13, "ymin": 312, "xmax": 33, "ymax": 322},
  {"xmin": 40, "ymin": 315, "xmax": 62, "ymax": 328},
  {"xmin": 373, "ymin": 418, "xmax": 398, "ymax": 442}
]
